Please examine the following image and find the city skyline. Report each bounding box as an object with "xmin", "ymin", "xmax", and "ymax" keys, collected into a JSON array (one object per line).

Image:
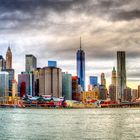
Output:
[{"xmin": 0, "ymin": 0, "xmax": 140, "ymax": 88}]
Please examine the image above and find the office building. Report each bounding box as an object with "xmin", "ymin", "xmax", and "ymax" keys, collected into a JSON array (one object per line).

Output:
[
  {"xmin": 77, "ymin": 37, "xmax": 85, "ymax": 91},
  {"xmin": 0, "ymin": 71, "xmax": 9, "ymax": 103},
  {"xmin": 131, "ymin": 89, "xmax": 138, "ymax": 101},
  {"xmin": 112, "ymin": 67, "xmax": 116, "ymax": 86},
  {"xmin": 4, "ymin": 69, "xmax": 15, "ymax": 96},
  {"xmin": 6, "ymin": 47, "xmax": 12, "ymax": 69},
  {"xmin": 117, "ymin": 51, "xmax": 126, "ymax": 102},
  {"xmin": 101, "ymin": 73, "xmax": 106, "ymax": 86},
  {"xmin": 89, "ymin": 76, "xmax": 98, "ymax": 87},
  {"xmin": 124, "ymin": 87, "xmax": 131, "ymax": 102},
  {"xmin": 72, "ymin": 76, "xmax": 82, "ymax": 101},
  {"xmin": 39, "ymin": 67, "xmax": 62, "ymax": 98},
  {"xmin": 109, "ymin": 84, "xmax": 116, "ymax": 102},
  {"xmin": 62, "ymin": 72, "xmax": 72, "ymax": 100},
  {"xmin": 48, "ymin": 61, "xmax": 57, "ymax": 67},
  {"xmin": 138, "ymin": 85, "xmax": 140, "ymax": 98},
  {"xmin": 18, "ymin": 72, "xmax": 34, "ymax": 97},
  {"xmin": 25, "ymin": 55, "xmax": 37, "ymax": 72},
  {"xmin": 0, "ymin": 55, "xmax": 6, "ymax": 71},
  {"xmin": 99, "ymin": 85, "xmax": 107, "ymax": 100},
  {"xmin": 12, "ymin": 80, "xmax": 18, "ymax": 98}
]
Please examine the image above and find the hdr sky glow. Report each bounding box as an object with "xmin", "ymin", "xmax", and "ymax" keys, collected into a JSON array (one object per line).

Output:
[{"xmin": 0, "ymin": 0, "xmax": 140, "ymax": 89}]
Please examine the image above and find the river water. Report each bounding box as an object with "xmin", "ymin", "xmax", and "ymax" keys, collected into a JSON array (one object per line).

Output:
[{"xmin": 0, "ymin": 108, "xmax": 140, "ymax": 140}]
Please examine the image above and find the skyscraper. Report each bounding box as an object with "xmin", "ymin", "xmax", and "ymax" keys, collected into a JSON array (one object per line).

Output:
[
  {"xmin": 39, "ymin": 67, "xmax": 62, "ymax": 98},
  {"xmin": 112, "ymin": 67, "xmax": 116, "ymax": 86},
  {"xmin": 101, "ymin": 73, "xmax": 106, "ymax": 86},
  {"xmin": 6, "ymin": 46, "xmax": 12, "ymax": 69},
  {"xmin": 117, "ymin": 51, "xmax": 126, "ymax": 102},
  {"xmin": 109, "ymin": 67, "xmax": 117, "ymax": 102},
  {"xmin": 89, "ymin": 76, "xmax": 98, "ymax": 87},
  {"xmin": 76, "ymin": 37, "xmax": 85, "ymax": 91},
  {"xmin": 0, "ymin": 71, "xmax": 9, "ymax": 103},
  {"xmin": 25, "ymin": 55, "xmax": 37, "ymax": 72},
  {"xmin": 62, "ymin": 72, "xmax": 72, "ymax": 100},
  {"xmin": 0, "ymin": 55, "xmax": 6, "ymax": 71}
]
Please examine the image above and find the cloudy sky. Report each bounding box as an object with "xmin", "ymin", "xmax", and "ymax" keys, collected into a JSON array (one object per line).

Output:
[{"xmin": 0, "ymin": 0, "xmax": 140, "ymax": 89}]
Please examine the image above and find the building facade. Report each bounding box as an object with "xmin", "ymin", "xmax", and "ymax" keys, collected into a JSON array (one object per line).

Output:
[
  {"xmin": 117, "ymin": 51, "xmax": 126, "ymax": 102},
  {"xmin": 89, "ymin": 76, "xmax": 98, "ymax": 87},
  {"xmin": 62, "ymin": 72, "xmax": 72, "ymax": 100},
  {"xmin": 18, "ymin": 72, "xmax": 34, "ymax": 97},
  {"xmin": 101, "ymin": 73, "xmax": 106, "ymax": 86},
  {"xmin": 39, "ymin": 67, "xmax": 62, "ymax": 98},
  {"xmin": 6, "ymin": 47, "xmax": 12, "ymax": 69},
  {"xmin": 124, "ymin": 87, "xmax": 131, "ymax": 102},
  {"xmin": 0, "ymin": 71, "xmax": 9, "ymax": 103},
  {"xmin": 26, "ymin": 55, "xmax": 37, "ymax": 72},
  {"xmin": 109, "ymin": 84, "xmax": 116, "ymax": 102},
  {"xmin": 0, "ymin": 55, "xmax": 6, "ymax": 71},
  {"xmin": 77, "ymin": 38, "xmax": 85, "ymax": 91}
]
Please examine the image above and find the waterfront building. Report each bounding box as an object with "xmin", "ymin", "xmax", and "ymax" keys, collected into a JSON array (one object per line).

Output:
[
  {"xmin": 89, "ymin": 76, "xmax": 98, "ymax": 87},
  {"xmin": 62, "ymin": 72, "xmax": 72, "ymax": 100},
  {"xmin": 117, "ymin": 51, "xmax": 126, "ymax": 102},
  {"xmin": 99, "ymin": 85, "xmax": 107, "ymax": 100},
  {"xmin": 39, "ymin": 67, "xmax": 62, "ymax": 98},
  {"xmin": 0, "ymin": 55, "xmax": 6, "ymax": 71},
  {"xmin": 109, "ymin": 84, "xmax": 116, "ymax": 102},
  {"xmin": 33, "ymin": 68, "xmax": 40, "ymax": 96},
  {"xmin": 101, "ymin": 73, "xmax": 106, "ymax": 86},
  {"xmin": 25, "ymin": 55, "xmax": 37, "ymax": 72},
  {"xmin": 4, "ymin": 69, "xmax": 15, "ymax": 96},
  {"xmin": 112, "ymin": 67, "xmax": 116, "ymax": 86},
  {"xmin": 72, "ymin": 76, "xmax": 82, "ymax": 101},
  {"xmin": 124, "ymin": 87, "xmax": 131, "ymax": 102},
  {"xmin": 76, "ymin": 37, "xmax": 85, "ymax": 91},
  {"xmin": 12, "ymin": 80, "xmax": 18, "ymax": 98},
  {"xmin": 18, "ymin": 72, "xmax": 34, "ymax": 97},
  {"xmin": 131, "ymin": 89, "xmax": 138, "ymax": 102},
  {"xmin": 48, "ymin": 61, "xmax": 57, "ymax": 67},
  {"xmin": 0, "ymin": 71, "xmax": 9, "ymax": 103},
  {"xmin": 82, "ymin": 86, "xmax": 99, "ymax": 103},
  {"xmin": 6, "ymin": 47, "xmax": 12, "ymax": 69},
  {"xmin": 138, "ymin": 85, "xmax": 140, "ymax": 98}
]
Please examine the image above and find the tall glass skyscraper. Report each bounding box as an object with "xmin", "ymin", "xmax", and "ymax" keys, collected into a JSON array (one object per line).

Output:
[
  {"xmin": 117, "ymin": 51, "xmax": 126, "ymax": 102},
  {"xmin": 25, "ymin": 54, "xmax": 37, "ymax": 72},
  {"xmin": 76, "ymin": 38, "xmax": 85, "ymax": 91}
]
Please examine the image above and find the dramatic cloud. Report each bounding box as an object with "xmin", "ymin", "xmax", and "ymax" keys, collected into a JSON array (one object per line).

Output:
[{"xmin": 0, "ymin": 0, "xmax": 140, "ymax": 89}]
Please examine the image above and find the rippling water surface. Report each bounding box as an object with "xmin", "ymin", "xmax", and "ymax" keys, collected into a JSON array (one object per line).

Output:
[{"xmin": 0, "ymin": 108, "xmax": 140, "ymax": 140}]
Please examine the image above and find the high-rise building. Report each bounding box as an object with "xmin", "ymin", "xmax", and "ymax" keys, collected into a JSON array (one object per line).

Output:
[
  {"xmin": 112, "ymin": 67, "xmax": 116, "ymax": 86},
  {"xmin": 109, "ymin": 67, "xmax": 117, "ymax": 101},
  {"xmin": 101, "ymin": 73, "xmax": 106, "ymax": 86},
  {"xmin": 124, "ymin": 87, "xmax": 131, "ymax": 102},
  {"xmin": 138, "ymin": 85, "xmax": 140, "ymax": 98},
  {"xmin": 18, "ymin": 72, "xmax": 34, "ymax": 97},
  {"xmin": 62, "ymin": 72, "xmax": 72, "ymax": 100},
  {"xmin": 72, "ymin": 76, "xmax": 82, "ymax": 101},
  {"xmin": 33, "ymin": 68, "xmax": 40, "ymax": 96},
  {"xmin": 77, "ymin": 37, "xmax": 85, "ymax": 91},
  {"xmin": 99, "ymin": 85, "xmax": 107, "ymax": 100},
  {"xmin": 0, "ymin": 71, "xmax": 9, "ymax": 103},
  {"xmin": 39, "ymin": 67, "xmax": 62, "ymax": 98},
  {"xmin": 89, "ymin": 76, "xmax": 98, "ymax": 87},
  {"xmin": 0, "ymin": 55, "xmax": 6, "ymax": 71},
  {"xmin": 131, "ymin": 89, "xmax": 138, "ymax": 101},
  {"xmin": 25, "ymin": 55, "xmax": 37, "ymax": 72},
  {"xmin": 117, "ymin": 51, "xmax": 126, "ymax": 102},
  {"xmin": 109, "ymin": 84, "xmax": 116, "ymax": 102},
  {"xmin": 12, "ymin": 80, "xmax": 18, "ymax": 98},
  {"xmin": 4, "ymin": 69, "xmax": 15, "ymax": 96},
  {"xmin": 6, "ymin": 47, "xmax": 12, "ymax": 69},
  {"xmin": 48, "ymin": 61, "xmax": 57, "ymax": 67}
]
